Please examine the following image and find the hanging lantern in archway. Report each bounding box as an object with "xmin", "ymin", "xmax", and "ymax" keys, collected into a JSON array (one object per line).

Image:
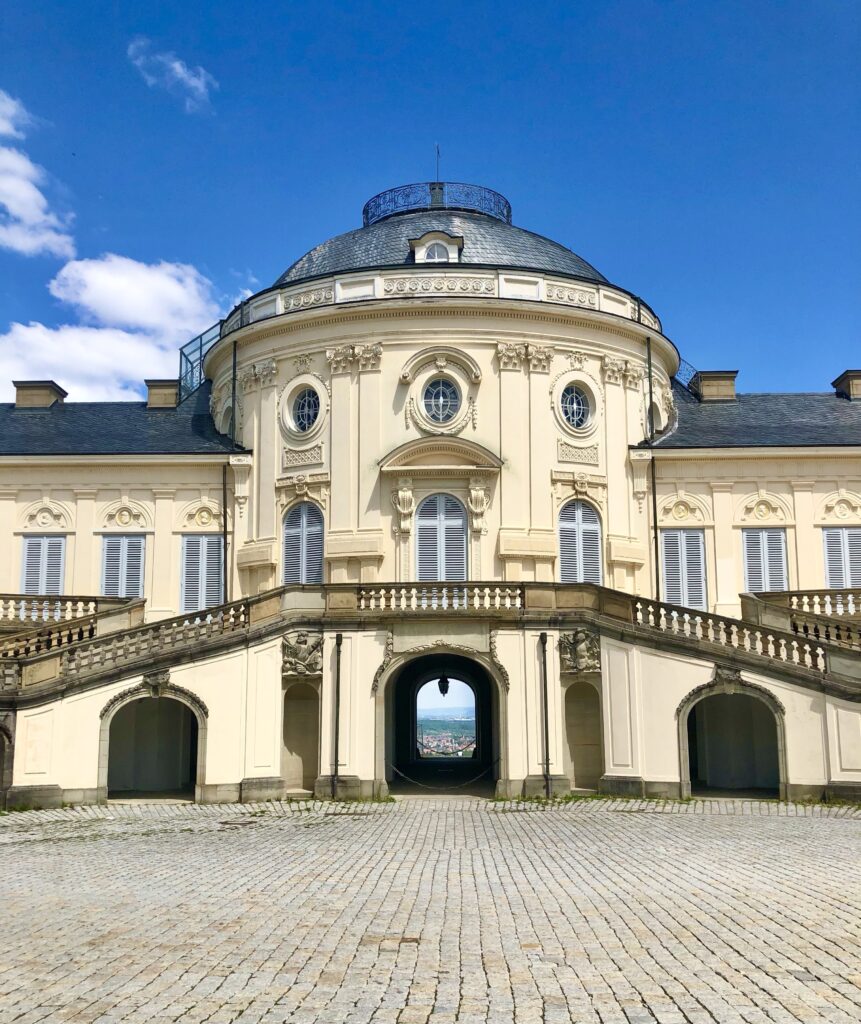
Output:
[{"xmin": 437, "ymin": 673, "xmax": 450, "ymax": 697}]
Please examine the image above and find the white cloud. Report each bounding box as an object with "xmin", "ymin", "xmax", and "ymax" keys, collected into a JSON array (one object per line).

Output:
[
  {"xmin": 128, "ymin": 38, "xmax": 218, "ymax": 113},
  {"xmin": 0, "ymin": 146, "xmax": 75, "ymax": 258},
  {"xmin": 0, "ymin": 90, "xmax": 75, "ymax": 258},
  {"xmin": 0, "ymin": 253, "xmax": 221, "ymax": 401},
  {"xmin": 0, "ymin": 89, "xmax": 32, "ymax": 138}
]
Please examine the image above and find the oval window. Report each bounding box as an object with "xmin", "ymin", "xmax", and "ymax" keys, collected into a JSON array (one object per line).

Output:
[
  {"xmin": 293, "ymin": 388, "xmax": 320, "ymax": 432},
  {"xmin": 423, "ymin": 378, "xmax": 460, "ymax": 423},
  {"xmin": 560, "ymin": 384, "xmax": 590, "ymax": 429}
]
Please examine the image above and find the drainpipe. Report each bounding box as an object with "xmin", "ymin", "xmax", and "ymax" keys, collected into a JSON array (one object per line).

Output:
[
  {"xmin": 539, "ymin": 632, "xmax": 550, "ymax": 799},
  {"xmin": 646, "ymin": 337, "xmax": 661, "ymax": 602},
  {"xmin": 230, "ymin": 335, "xmax": 238, "ymax": 446},
  {"xmin": 332, "ymin": 633, "xmax": 343, "ymax": 799},
  {"xmin": 221, "ymin": 464, "xmax": 229, "ymax": 603}
]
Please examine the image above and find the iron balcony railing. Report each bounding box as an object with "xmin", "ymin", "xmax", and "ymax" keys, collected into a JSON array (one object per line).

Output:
[
  {"xmin": 362, "ymin": 182, "xmax": 512, "ymax": 227},
  {"xmin": 178, "ymin": 321, "xmax": 223, "ymax": 402}
]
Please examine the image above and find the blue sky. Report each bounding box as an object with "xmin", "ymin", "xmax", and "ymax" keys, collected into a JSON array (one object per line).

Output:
[
  {"xmin": 416, "ymin": 679, "xmax": 474, "ymax": 712},
  {"xmin": 1, "ymin": 1, "xmax": 858, "ymax": 400}
]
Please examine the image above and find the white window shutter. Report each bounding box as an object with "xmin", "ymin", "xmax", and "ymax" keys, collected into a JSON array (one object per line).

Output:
[
  {"xmin": 204, "ymin": 536, "xmax": 224, "ymax": 608},
  {"xmin": 661, "ymin": 530, "xmax": 683, "ymax": 605},
  {"xmin": 102, "ymin": 537, "xmax": 124, "ymax": 597},
  {"xmin": 43, "ymin": 538, "xmax": 65, "ymax": 596},
  {"xmin": 559, "ymin": 501, "xmax": 602, "ymax": 585},
  {"xmin": 823, "ymin": 529, "xmax": 846, "ymax": 589},
  {"xmin": 683, "ymin": 530, "xmax": 707, "ymax": 610},
  {"xmin": 123, "ymin": 536, "xmax": 146, "ymax": 598},
  {"xmin": 282, "ymin": 506, "xmax": 302, "ymax": 584},
  {"xmin": 303, "ymin": 504, "xmax": 324, "ymax": 584},
  {"xmin": 847, "ymin": 529, "xmax": 861, "ymax": 588},
  {"xmin": 442, "ymin": 495, "xmax": 467, "ymax": 582},
  {"xmin": 743, "ymin": 529, "xmax": 765, "ymax": 592},
  {"xmin": 764, "ymin": 529, "xmax": 788, "ymax": 591},
  {"xmin": 182, "ymin": 536, "xmax": 202, "ymax": 613},
  {"xmin": 416, "ymin": 497, "xmax": 440, "ymax": 582},
  {"xmin": 22, "ymin": 537, "xmax": 44, "ymax": 594}
]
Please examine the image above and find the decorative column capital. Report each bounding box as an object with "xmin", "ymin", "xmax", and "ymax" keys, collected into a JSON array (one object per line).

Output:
[
  {"xmin": 326, "ymin": 345, "xmax": 355, "ymax": 374},
  {"xmin": 497, "ymin": 342, "xmax": 527, "ymax": 371},
  {"xmin": 391, "ymin": 477, "xmax": 415, "ymax": 535}
]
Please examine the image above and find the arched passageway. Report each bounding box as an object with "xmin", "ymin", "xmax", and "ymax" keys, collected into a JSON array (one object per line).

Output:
[
  {"xmin": 387, "ymin": 655, "xmax": 498, "ymax": 795},
  {"xmin": 565, "ymin": 681, "xmax": 603, "ymax": 791},
  {"xmin": 107, "ymin": 697, "xmax": 198, "ymax": 799},
  {"xmin": 283, "ymin": 682, "xmax": 320, "ymax": 793},
  {"xmin": 0, "ymin": 727, "xmax": 10, "ymax": 810},
  {"xmin": 687, "ymin": 693, "xmax": 780, "ymax": 797}
]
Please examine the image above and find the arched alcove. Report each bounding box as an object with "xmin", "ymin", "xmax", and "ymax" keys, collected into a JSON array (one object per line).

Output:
[
  {"xmin": 565, "ymin": 680, "xmax": 602, "ymax": 791},
  {"xmin": 107, "ymin": 697, "xmax": 198, "ymax": 799},
  {"xmin": 282, "ymin": 681, "xmax": 320, "ymax": 792}
]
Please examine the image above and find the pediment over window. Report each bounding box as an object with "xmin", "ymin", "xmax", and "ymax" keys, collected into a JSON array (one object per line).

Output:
[
  {"xmin": 409, "ymin": 231, "xmax": 464, "ymax": 264},
  {"xmin": 379, "ymin": 437, "xmax": 503, "ymax": 478}
]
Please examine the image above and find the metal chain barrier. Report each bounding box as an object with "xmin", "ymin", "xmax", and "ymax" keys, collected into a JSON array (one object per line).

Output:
[{"xmin": 386, "ymin": 759, "xmax": 499, "ymax": 791}]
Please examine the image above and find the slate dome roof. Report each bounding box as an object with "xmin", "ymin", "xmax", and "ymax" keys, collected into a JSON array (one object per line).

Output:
[{"xmin": 275, "ymin": 183, "xmax": 607, "ymax": 287}]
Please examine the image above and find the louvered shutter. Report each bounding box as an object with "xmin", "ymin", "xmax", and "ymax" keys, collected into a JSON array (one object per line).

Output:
[
  {"xmin": 303, "ymin": 503, "xmax": 324, "ymax": 584},
  {"xmin": 123, "ymin": 536, "xmax": 146, "ymax": 598},
  {"xmin": 763, "ymin": 529, "xmax": 788, "ymax": 591},
  {"xmin": 683, "ymin": 530, "xmax": 707, "ymax": 610},
  {"xmin": 848, "ymin": 529, "xmax": 861, "ymax": 588},
  {"xmin": 22, "ymin": 537, "xmax": 45, "ymax": 594},
  {"xmin": 182, "ymin": 536, "xmax": 202, "ymax": 612},
  {"xmin": 442, "ymin": 496, "xmax": 467, "ymax": 582},
  {"xmin": 559, "ymin": 501, "xmax": 602, "ymax": 585},
  {"xmin": 204, "ymin": 536, "xmax": 224, "ymax": 607},
  {"xmin": 743, "ymin": 529, "xmax": 765, "ymax": 592},
  {"xmin": 823, "ymin": 529, "xmax": 846, "ymax": 588},
  {"xmin": 102, "ymin": 537, "xmax": 124, "ymax": 597},
  {"xmin": 282, "ymin": 506, "xmax": 302, "ymax": 584},
  {"xmin": 661, "ymin": 530, "xmax": 684, "ymax": 605},
  {"xmin": 579, "ymin": 503, "xmax": 602, "ymax": 584},
  {"xmin": 417, "ymin": 496, "xmax": 442, "ymax": 582}
]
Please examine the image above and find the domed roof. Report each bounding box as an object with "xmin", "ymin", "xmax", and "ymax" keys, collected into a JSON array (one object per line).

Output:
[{"xmin": 275, "ymin": 182, "xmax": 607, "ymax": 287}]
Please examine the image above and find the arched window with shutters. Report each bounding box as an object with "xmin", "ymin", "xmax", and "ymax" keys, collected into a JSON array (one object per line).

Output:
[
  {"xmin": 282, "ymin": 502, "xmax": 324, "ymax": 584},
  {"xmin": 558, "ymin": 500, "xmax": 603, "ymax": 585},
  {"xmin": 415, "ymin": 494, "xmax": 467, "ymax": 582}
]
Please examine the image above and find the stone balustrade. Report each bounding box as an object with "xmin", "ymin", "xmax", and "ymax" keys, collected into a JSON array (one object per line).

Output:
[
  {"xmin": 0, "ymin": 595, "xmax": 119, "ymax": 630},
  {"xmin": 637, "ymin": 599, "xmax": 827, "ymax": 673},
  {"xmin": 357, "ymin": 585, "xmax": 524, "ymax": 612},
  {"xmin": 756, "ymin": 589, "xmax": 861, "ymax": 619}
]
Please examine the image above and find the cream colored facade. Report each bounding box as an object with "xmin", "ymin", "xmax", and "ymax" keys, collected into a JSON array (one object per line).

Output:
[{"xmin": 1, "ymin": 182, "xmax": 859, "ymax": 807}]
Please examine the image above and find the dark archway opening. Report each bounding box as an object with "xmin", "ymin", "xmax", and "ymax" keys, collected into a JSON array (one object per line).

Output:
[
  {"xmin": 687, "ymin": 693, "xmax": 779, "ymax": 797},
  {"xmin": 108, "ymin": 698, "xmax": 198, "ymax": 800},
  {"xmin": 389, "ymin": 655, "xmax": 497, "ymax": 795}
]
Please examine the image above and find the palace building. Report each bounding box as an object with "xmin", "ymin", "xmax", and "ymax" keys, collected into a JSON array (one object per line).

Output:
[{"xmin": 1, "ymin": 181, "xmax": 860, "ymax": 807}]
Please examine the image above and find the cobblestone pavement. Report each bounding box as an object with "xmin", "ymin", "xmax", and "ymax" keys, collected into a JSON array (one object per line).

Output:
[{"xmin": 1, "ymin": 798, "xmax": 860, "ymax": 1024}]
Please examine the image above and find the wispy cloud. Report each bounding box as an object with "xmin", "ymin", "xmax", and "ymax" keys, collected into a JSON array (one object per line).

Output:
[
  {"xmin": 0, "ymin": 254, "xmax": 221, "ymax": 401},
  {"xmin": 0, "ymin": 89, "xmax": 75, "ymax": 258},
  {"xmin": 128, "ymin": 38, "xmax": 218, "ymax": 113}
]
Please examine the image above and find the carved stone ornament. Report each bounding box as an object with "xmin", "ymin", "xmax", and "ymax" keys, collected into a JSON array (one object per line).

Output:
[
  {"xmin": 282, "ymin": 286, "xmax": 334, "ymax": 312},
  {"xmin": 602, "ymin": 356, "xmax": 627, "ymax": 385},
  {"xmin": 294, "ymin": 353, "xmax": 313, "ymax": 373},
  {"xmin": 371, "ymin": 632, "xmax": 394, "ymax": 693},
  {"xmin": 558, "ymin": 441, "xmax": 599, "ymax": 466},
  {"xmin": 391, "ymin": 477, "xmax": 415, "ymax": 535},
  {"xmin": 552, "ymin": 471, "xmax": 607, "ymax": 510},
  {"xmin": 356, "ymin": 343, "xmax": 383, "ymax": 371},
  {"xmin": 282, "ymin": 631, "xmax": 324, "ymax": 678},
  {"xmin": 742, "ymin": 493, "xmax": 785, "ymax": 523},
  {"xmin": 545, "ymin": 285, "xmax": 598, "ymax": 309},
  {"xmin": 282, "ymin": 445, "xmax": 324, "ymax": 470},
  {"xmin": 383, "ymin": 275, "xmax": 495, "ymax": 296},
  {"xmin": 663, "ymin": 498, "xmax": 704, "ymax": 523},
  {"xmin": 488, "ymin": 630, "xmax": 510, "ymax": 691},
  {"xmin": 239, "ymin": 359, "xmax": 278, "ymax": 392},
  {"xmin": 277, "ymin": 472, "xmax": 329, "ymax": 511},
  {"xmin": 559, "ymin": 629, "xmax": 601, "ymax": 674},
  {"xmin": 526, "ymin": 345, "xmax": 553, "ymax": 373},
  {"xmin": 497, "ymin": 342, "xmax": 527, "ymax": 371},
  {"xmin": 105, "ymin": 503, "xmax": 146, "ymax": 529},
  {"xmin": 661, "ymin": 385, "xmax": 675, "ymax": 417},
  {"xmin": 676, "ymin": 667, "xmax": 785, "ymax": 717},
  {"xmin": 467, "ymin": 477, "xmax": 490, "ymax": 535},
  {"xmin": 183, "ymin": 501, "xmax": 222, "ymax": 529},
  {"xmin": 568, "ymin": 350, "xmax": 587, "ymax": 370},
  {"xmin": 623, "ymin": 363, "xmax": 646, "ymax": 390},
  {"xmin": 100, "ymin": 675, "xmax": 210, "ymax": 720},
  {"xmin": 326, "ymin": 345, "xmax": 355, "ymax": 373},
  {"xmin": 822, "ymin": 490, "xmax": 861, "ymax": 522},
  {"xmin": 24, "ymin": 501, "xmax": 69, "ymax": 531}
]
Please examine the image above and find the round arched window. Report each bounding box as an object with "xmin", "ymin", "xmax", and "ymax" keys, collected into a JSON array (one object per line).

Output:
[
  {"xmin": 424, "ymin": 242, "xmax": 450, "ymax": 263},
  {"xmin": 423, "ymin": 378, "xmax": 460, "ymax": 423},
  {"xmin": 293, "ymin": 388, "xmax": 320, "ymax": 432},
  {"xmin": 560, "ymin": 384, "xmax": 590, "ymax": 429}
]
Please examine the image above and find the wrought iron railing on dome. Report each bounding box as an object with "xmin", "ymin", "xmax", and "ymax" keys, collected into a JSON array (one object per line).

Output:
[
  {"xmin": 178, "ymin": 321, "xmax": 223, "ymax": 402},
  {"xmin": 362, "ymin": 182, "xmax": 512, "ymax": 227}
]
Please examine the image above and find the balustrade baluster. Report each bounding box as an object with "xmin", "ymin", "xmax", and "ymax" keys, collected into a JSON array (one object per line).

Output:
[
  {"xmin": 729, "ymin": 624, "xmax": 739, "ymax": 648},
  {"xmin": 790, "ymin": 640, "xmax": 800, "ymax": 664},
  {"xmin": 816, "ymin": 647, "xmax": 826, "ymax": 671},
  {"xmin": 766, "ymin": 634, "xmax": 775, "ymax": 658}
]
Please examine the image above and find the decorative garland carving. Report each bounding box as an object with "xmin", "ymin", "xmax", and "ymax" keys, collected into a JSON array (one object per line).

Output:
[
  {"xmin": 383, "ymin": 276, "xmax": 495, "ymax": 296},
  {"xmin": 545, "ymin": 284, "xmax": 598, "ymax": 309},
  {"xmin": 371, "ymin": 632, "xmax": 394, "ymax": 694},
  {"xmin": 488, "ymin": 630, "xmax": 510, "ymax": 691},
  {"xmin": 391, "ymin": 478, "xmax": 415, "ymax": 535},
  {"xmin": 282, "ymin": 286, "xmax": 334, "ymax": 312},
  {"xmin": 467, "ymin": 477, "xmax": 490, "ymax": 535}
]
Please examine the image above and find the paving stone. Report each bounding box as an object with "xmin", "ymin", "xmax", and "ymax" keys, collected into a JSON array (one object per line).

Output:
[{"xmin": 0, "ymin": 797, "xmax": 859, "ymax": 1023}]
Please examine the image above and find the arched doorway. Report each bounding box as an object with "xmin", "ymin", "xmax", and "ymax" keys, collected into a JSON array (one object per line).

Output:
[
  {"xmin": 684, "ymin": 691, "xmax": 782, "ymax": 798},
  {"xmin": 107, "ymin": 697, "xmax": 198, "ymax": 799},
  {"xmin": 283, "ymin": 682, "xmax": 320, "ymax": 793},
  {"xmin": 565, "ymin": 681, "xmax": 602, "ymax": 791},
  {"xmin": 386, "ymin": 654, "xmax": 498, "ymax": 795}
]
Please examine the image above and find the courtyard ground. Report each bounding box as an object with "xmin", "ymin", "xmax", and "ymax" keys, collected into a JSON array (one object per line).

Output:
[{"xmin": 1, "ymin": 796, "xmax": 859, "ymax": 1024}]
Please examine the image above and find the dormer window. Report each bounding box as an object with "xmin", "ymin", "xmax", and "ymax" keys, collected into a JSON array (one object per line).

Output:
[
  {"xmin": 424, "ymin": 243, "xmax": 450, "ymax": 263},
  {"xmin": 410, "ymin": 230, "xmax": 464, "ymax": 265}
]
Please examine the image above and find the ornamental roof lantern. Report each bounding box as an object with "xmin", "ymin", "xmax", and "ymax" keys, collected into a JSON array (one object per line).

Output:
[{"xmin": 362, "ymin": 182, "xmax": 512, "ymax": 226}]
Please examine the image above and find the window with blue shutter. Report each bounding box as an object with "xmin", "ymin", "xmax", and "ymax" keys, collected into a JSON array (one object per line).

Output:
[
  {"xmin": 743, "ymin": 529, "xmax": 788, "ymax": 593},
  {"xmin": 282, "ymin": 502, "xmax": 324, "ymax": 584},
  {"xmin": 415, "ymin": 494, "xmax": 467, "ymax": 582},
  {"xmin": 823, "ymin": 528, "xmax": 861, "ymax": 588},
  {"xmin": 661, "ymin": 529, "xmax": 707, "ymax": 610},
  {"xmin": 21, "ymin": 536, "xmax": 65, "ymax": 595},
  {"xmin": 558, "ymin": 500, "xmax": 603, "ymax": 585},
  {"xmin": 181, "ymin": 535, "xmax": 224, "ymax": 613},
  {"xmin": 102, "ymin": 536, "xmax": 146, "ymax": 598}
]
